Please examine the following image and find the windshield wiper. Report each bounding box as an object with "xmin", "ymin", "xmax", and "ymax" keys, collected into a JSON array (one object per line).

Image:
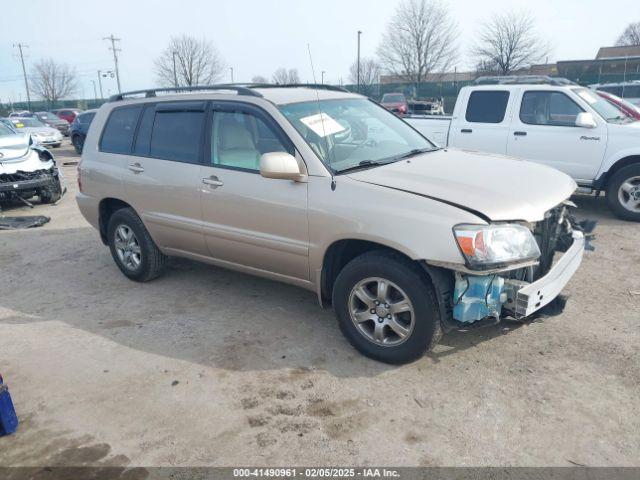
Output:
[
  {"xmin": 336, "ymin": 160, "xmax": 388, "ymax": 174},
  {"xmin": 395, "ymin": 147, "xmax": 435, "ymax": 160}
]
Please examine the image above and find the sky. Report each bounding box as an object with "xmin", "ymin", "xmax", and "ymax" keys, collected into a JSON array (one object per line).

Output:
[{"xmin": 0, "ymin": 0, "xmax": 637, "ymax": 103}]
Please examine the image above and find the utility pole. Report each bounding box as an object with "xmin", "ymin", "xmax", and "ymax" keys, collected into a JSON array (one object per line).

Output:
[
  {"xmin": 97, "ymin": 71, "xmax": 104, "ymax": 100},
  {"xmin": 230, "ymin": 67, "xmax": 234, "ymax": 83},
  {"xmin": 357, "ymin": 31, "xmax": 362, "ymax": 94},
  {"xmin": 321, "ymin": 71, "xmax": 326, "ymax": 84},
  {"xmin": 91, "ymin": 80, "xmax": 98, "ymax": 105},
  {"xmin": 13, "ymin": 43, "xmax": 32, "ymax": 111},
  {"xmin": 104, "ymin": 34, "xmax": 122, "ymax": 94},
  {"xmin": 172, "ymin": 51, "xmax": 178, "ymax": 87}
]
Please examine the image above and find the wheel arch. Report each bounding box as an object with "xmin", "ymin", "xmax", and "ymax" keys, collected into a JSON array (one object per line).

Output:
[
  {"xmin": 595, "ymin": 155, "xmax": 640, "ymax": 192},
  {"xmin": 98, "ymin": 198, "xmax": 134, "ymax": 245}
]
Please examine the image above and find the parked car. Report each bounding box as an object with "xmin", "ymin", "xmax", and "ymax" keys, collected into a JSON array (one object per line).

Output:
[
  {"xmin": 590, "ymin": 80, "xmax": 640, "ymax": 106},
  {"xmin": 35, "ymin": 111, "xmax": 70, "ymax": 136},
  {"xmin": 406, "ymin": 76, "xmax": 640, "ymax": 221},
  {"xmin": 8, "ymin": 111, "xmax": 34, "ymax": 118},
  {"xmin": 0, "ymin": 120, "xmax": 64, "ymax": 205},
  {"xmin": 595, "ymin": 90, "xmax": 640, "ymax": 121},
  {"xmin": 70, "ymin": 110, "xmax": 96, "ymax": 154},
  {"xmin": 7, "ymin": 117, "xmax": 63, "ymax": 148},
  {"xmin": 52, "ymin": 108, "xmax": 83, "ymax": 124},
  {"xmin": 380, "ymin": 93, "xmax": 409, "ymax": 115},
  {"xmin": 76, "ymin": 85, "xmax": 589, "ymax": 364}
]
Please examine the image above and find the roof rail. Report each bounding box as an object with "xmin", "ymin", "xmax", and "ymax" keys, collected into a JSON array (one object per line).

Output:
[
  {"xmin": 108, "ymin": 84, "xmax": 263, "ymax": 102},
  {"xmin": 473, "ymin": 75, "xmax": 575, "ymax": 86},
  {"xmin": 248, "ymin": 83, "xmax": 350, "ymax": 93}
]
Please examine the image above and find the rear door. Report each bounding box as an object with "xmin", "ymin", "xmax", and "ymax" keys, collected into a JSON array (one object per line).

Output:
[
  {"xmin": 506, "ymin": 89, "xmax": 607, "ymax": 180},
  {"xmin": 199, "ymin": 101, "xmax": 310, "ymax": 281},
  {"xmin": 116, "ymin": 101, "xmax": 208, "ymax": 256},
  {"xmin": 448, "ymin": 89, "xmax": 512, "ymax": 153}
]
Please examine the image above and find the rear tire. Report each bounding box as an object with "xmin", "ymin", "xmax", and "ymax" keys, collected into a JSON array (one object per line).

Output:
[
  {"xmin": 332, "ymin": 250, "xmax": 442, "ymax": 364},
  {"xmin": 606, "ymin": 163, "xmax": 640, "ymax": 222},
  {"xmin": 107, "ymin": 208, "xmax": 167, "ymax": 282}
]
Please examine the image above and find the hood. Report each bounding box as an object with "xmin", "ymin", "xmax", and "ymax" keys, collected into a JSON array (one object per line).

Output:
[
  {"xmin": 17, "ymin": 126, "xmax": 60, "ymax": 136},
  {"xmin": 347, "ymin": 149, "xmax": 577, "ymax": 222},
  {"xmin": 0, "ymin": 133, "xmax": 31, "ymax": 161}
]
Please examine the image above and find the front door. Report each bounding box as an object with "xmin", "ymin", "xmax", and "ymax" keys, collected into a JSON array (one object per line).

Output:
[
  {"xmin": 507, "ymin": 89, "xmax": 607, "ymax": 181},
  {"xmin": 199, "ymin": 102, "xmax": 310, "ymax": 281}
]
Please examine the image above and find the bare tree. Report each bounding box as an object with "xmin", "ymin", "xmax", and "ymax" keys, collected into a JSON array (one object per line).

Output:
[
  {"xmin": 251, "ymin": 75, "xmax": 269, "ymax": 84},
  {"xmin": 615, "ymin": 22, "xmax": 640, "ymax": 46},
  {"xmin": 377, "ymin": 0, "xmax": 458, "ymax": 89},
  {"xmin": 155, "ymin": 35, "xmax": 225, "ymax": 87},
  {"xmin": 349, "ymin": 58, "xmax": 381, "ymax": 96},
  {"xmin": 272, "ymin": 68, "xmax": 300, "ymax": 84},
  {"xmin": 30, "ymin": 59, "xmax": 77, "ymax": 106},
  {"xmin": 471, "ymin": 11, "xmax": 550, "ymax": 75}
]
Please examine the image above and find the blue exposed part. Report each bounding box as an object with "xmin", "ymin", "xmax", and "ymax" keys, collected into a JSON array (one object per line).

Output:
[
  {"xmin": 453, "ymin": 275, "xmax": 505, "ymax": 323},
  {"xmin": 0, "ymin": 375, "xmax": 19, "ymax": 436}
]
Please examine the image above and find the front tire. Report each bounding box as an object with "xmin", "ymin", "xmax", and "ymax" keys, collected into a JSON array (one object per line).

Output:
[
  {"xmin": 606, "ymin": 164, "xmax": 640, "ymax": 221},
  {"xmin": 107, "ymin": 208, "xmax": 167, "ymax": 282},
  {"xmin": 332, "ymin": 250, "xmax": 442, "ymax": 364}
]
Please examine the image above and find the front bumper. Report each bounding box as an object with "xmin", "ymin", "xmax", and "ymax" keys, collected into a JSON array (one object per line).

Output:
[
  {"xmin": 0, "ymin": 169, "xmax": 60, "ymax": 199},
  {"xmin": 504, "ymin": 231, "xmax": 585, "ymax": 318}
]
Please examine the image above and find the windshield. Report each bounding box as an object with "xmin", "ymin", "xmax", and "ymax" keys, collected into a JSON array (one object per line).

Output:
[
  {"xmin": 0, "ymin": 123, "xmax": 15, "ymax": 136},
  {"xmin": 382, "ymin": 94, "xmax": 405, "ymax": 103},
  {"xmin": 573, "ymin": 88, "xmax": 633, "ymax": 123},
  {"xmin": 279, "ymin": 98, "xmax": 435, "ymax": 173},
  {"xmin": 37, "ymin": 112, "xmax": 58, "ymax": 120},
  {"xmin": 12, "ymin": 118, "xmax": 45, "ymax": 128}
]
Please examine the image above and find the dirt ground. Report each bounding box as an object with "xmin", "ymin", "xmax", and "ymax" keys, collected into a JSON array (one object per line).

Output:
[{"xmin": 0, "ymin": 141, "xmax": 638, "ymax": 468}]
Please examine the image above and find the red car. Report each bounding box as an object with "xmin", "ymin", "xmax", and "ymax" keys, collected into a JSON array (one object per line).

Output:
[
  {"xmin": 51, "ymin": 108, "xmax": 83, "ymax": 124},
  {"xmin": 380, "ymin": 93, "xmax": 409, "ymax": 115},
  {"xmin": 595, "ymin": 90, "xmax": 640, "ymax": 121}
]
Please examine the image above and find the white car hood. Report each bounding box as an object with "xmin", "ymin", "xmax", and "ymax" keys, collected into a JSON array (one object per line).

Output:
[
  {"xmin": 18, "ymin": 126, "xmax": 60, "ymax": 136},
  {"xmin": 0, "ymin": 133, "xmax": 31, "ymax": 161},
  {"xmin": 347, "ymin": 149, "xmax": 577, "ymax": 222},
  {"xmin": 0, "ymin": 135, "xmax": 54, "ymax": 174}
]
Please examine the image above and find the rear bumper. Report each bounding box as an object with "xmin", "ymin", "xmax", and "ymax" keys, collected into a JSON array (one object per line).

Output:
[{"xmin": 504, "ymin": 231, "xmax": 585, "ymax": 318}]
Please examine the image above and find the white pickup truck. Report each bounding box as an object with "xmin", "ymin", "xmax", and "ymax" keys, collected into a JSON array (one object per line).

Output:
[{"xmin": 406, "ymin": 80, "xmax": 640, "ymax": 221}]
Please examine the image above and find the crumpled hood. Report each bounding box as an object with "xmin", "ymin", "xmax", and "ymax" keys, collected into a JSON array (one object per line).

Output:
[
  {"xmin": 0, "ymin": 133, "xmax": 31, "ymax": 161},
  {"xmin": 347, "ymin": 149, "xmax": 577, "ymax": 222}
]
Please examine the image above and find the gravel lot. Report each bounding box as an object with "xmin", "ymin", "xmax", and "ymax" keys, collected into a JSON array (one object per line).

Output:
[{"xmin": 0, "ymin": 141, "xmax": 638, "ymax": 468}]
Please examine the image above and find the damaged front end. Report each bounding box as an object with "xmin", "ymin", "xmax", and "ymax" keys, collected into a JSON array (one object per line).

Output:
[
  {"xmin": 0, "ymin": 146, "xmax": 63, "ymax": 206},
  {"xmin": 431, "ymin": 203, "xmax": 595, "ymax": 329}
]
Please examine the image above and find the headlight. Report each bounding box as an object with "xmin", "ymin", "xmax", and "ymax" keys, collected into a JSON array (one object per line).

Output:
[{"xmin": 454, "ymin": 224, "xmax": 540, "ymax": 268}]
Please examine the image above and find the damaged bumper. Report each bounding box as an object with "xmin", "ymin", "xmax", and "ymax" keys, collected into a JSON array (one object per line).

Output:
[
  {"xmin": 504, "ymin": 231, "xmax": 584, "ymax": 318},
  {"xmin": 0, "ymin": 169, "xmax": 61, "ymax": 200}
]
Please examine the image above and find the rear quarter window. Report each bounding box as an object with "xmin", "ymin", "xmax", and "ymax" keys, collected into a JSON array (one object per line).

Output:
[
  {"xmin": 465, "ymin": 91, "xmax": 510, "ymax": 123},
  {"xmin": 99, "ymin": 106, "xmax": 143, "ymax": 154}
]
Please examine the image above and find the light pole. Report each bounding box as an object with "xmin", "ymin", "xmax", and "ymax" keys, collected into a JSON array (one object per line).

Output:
[
  {"xmin": 357, "ymin": 30, "xmax": 362, "ymax": 93},
  {"xmin": 230, "ymin": 67, "xmax": 234, "ymax": 83},
  {"xmin": 91, "ymin": 80, "xmax": 98, "ymax": 105},
  {"xmin": 321, "ymin": 71, "xmax": 326, "ymax": 84}
]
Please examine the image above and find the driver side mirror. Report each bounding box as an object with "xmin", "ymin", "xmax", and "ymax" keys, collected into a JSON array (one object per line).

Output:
[
  {"xmin": 260, "ymin": 152, "xmax": 306, "ymax": 182},
  {"xmin": 575, "ymin": 112, "xmax": 597, "ymax": 128}
]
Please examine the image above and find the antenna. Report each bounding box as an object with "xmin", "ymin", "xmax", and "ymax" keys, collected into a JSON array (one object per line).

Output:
[{"xmin": 307, "ymin": 44, "xmax": 336, "ymax": 191}]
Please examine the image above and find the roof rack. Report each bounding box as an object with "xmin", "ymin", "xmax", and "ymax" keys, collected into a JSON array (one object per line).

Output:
[
  {"xmin": 473, "ymin": 75, "xmax": 576, "ymax": 86},
  {"xmin": 248, "ymin": 83, "xmax": 350, "ymax": 93},
  {"xmin": 108, "ymin": 84, "xmax": 263, "ymax": 102}
]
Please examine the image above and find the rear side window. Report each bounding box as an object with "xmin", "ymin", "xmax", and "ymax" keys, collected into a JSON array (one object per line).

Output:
[
  {"xmin": 623, "ymin": 85, "xmax": 640, "ymax": 98},
  {"xmin": 149, "ymin": 109, "xmax": 204, "ymax": 163},
  {"xmin": 79, "ymin": 112, "xmax": 95, "ymax": 124},
  {"xmin": 465, "ymin": 91, "xmax": 510, "ymax": 123},
  {"xmin": 133, "ymin": 106, "xmax": 155, "ymax": 156},
  {"xmin": 100, "ymin": 106, "xmax": 142, "ymax": 154}
]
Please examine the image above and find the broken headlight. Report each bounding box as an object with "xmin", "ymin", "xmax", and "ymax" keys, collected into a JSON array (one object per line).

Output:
[{"xmin": 454, "ymin": 224, "xmax": 540, "ymax": 268}]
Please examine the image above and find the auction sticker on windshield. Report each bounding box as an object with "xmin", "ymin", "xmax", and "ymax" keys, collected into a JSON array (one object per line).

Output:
[{"xmin": 300, "ymin": 113, "xmax": 346, "ymax": 137}]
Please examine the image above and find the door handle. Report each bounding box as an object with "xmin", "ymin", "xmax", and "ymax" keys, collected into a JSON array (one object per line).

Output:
[
  {"xmin": 128, "ymin": 163, "xmax": 144, "ymax": 173},
  {"xmin": 461, "ymin": 128, "xmax": 472, "ymax": 133},
  {"xmin": 202, "ymin": 176, "xmax": 223, "ymax": 188},
  {"xmin": 513, "ymin": 131, "xmax": 527, "ymax": 136}
]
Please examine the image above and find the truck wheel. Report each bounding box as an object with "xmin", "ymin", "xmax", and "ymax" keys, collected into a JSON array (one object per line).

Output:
[
  {"xmin": 332, "ymin": 250, "xmax": 442, "ymax": 364},
  {"xmin": 606, "ymin": 164, "xmax": 640, "ymax": 221},
  {"xmin": 107, "ymin": 208, "xmax": 167, "ymax": 282}
]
